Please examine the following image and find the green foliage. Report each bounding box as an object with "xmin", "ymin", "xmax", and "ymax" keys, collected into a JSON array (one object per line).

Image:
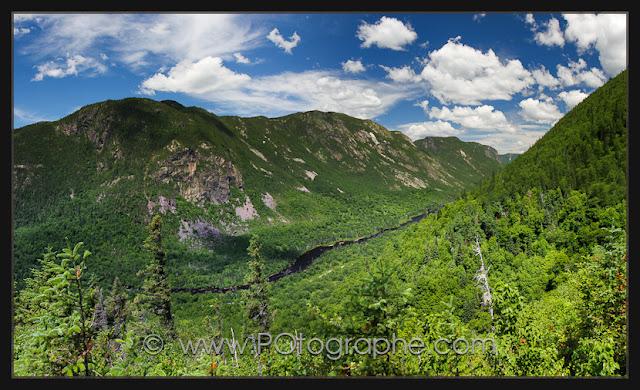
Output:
[
  {"xmin": 134, "ymin": 214, "xmax": 175, "ymax": 333},
  {"xmin": 244, "ymin": 235, "xmax": 271, "ymax": 333},
  {"xmin": 14, "ymin": 242, "xmax": 95, "ymax": 376},
  {"xmin": 482, "ymin": 70, "xmax": 627, "ymax": 205},
  {"xmin": 13, "ymin": 72, "xmax": 628, "ymax": 376}
]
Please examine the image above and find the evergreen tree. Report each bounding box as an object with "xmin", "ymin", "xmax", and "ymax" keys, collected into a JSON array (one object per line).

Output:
[
  {"xmin": 134, "ymin": 214, "xmax": 174, "ymax": 333},
  {"xmin": 14, "ymin": 243, "xmax": 95, "ymax": 376},
  {"xmin": 244, "ymin": 235, "xmax": 271, "ymax": 333},
  {"xmin": 105, "ymin": 276, "xmax": 129, "ymax": 339}
]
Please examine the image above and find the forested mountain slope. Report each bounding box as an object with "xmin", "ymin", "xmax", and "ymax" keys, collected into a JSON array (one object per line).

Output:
[
  {"xmin": 12, "ymin": 99, "xmax": 504, "ymax": 288},
  {"xmin": 483, "ymin": 70, "xmax": 627, "ymax": 205},
  {"xmin": 13, "ymin": 71, "xmax": 628, "ymax": 377}
]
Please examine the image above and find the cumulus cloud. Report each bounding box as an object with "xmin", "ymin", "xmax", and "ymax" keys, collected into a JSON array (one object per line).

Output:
[
  {"xmin": 139, "ymin": 57, "xmax": 417, "ymax": 119},
  {"xmin": 518, "ymin": 97, "xmax": 563, "ymax": 124},
  {"xmin": 428, "ymin": 105, "xmax": 516, "ymax": 132},
  {"xmin": 266, "ymin": 28, "xmax": 301, "ymax": 54},
  {"xmin": 525, "ymin": 13, "xmax": 537, "ymax": 29},
  {"xmin": 139, "ymin": 56, "xmax": 251, "ymax": 95},
  {"xmin": 233, "ymin": 53, "xmax": 251, "ymax": 64},
  {"xmin": 356, "ymin": 16, "xmax": 418, "ymax": 51},
  {"xmin": 556, "ymin": 58, "xmax": 607, "ymax": 88},
  {"xmin": 32, "ymin": 54, "xmax": 107, "ymax": 81},
  {"xmin": 415, "ymin": 100, "xmax": 430, "ymax": 110},
  {"xmin": 465, "ymin": 129, "xmax": 546, "ymax": 154},
  {"xmin": 558, "ymin": 89, "xmax": 589, "ymax": 109},
  {"xmin": 397, "ymin": 120, "xmax": 460, "ymax": 140},
  {"xmin": 380, "ymin": 65, "xmax": 420, "ymax": 83},
  {"xmin": 531, "ymin": 65, "xmax": 560, "ymax": 90},
  {"xmin": 420, "ymin": 36, "xmax": 534, "ymax": 105},
  {"xmin": 342, "ymin": 59, "xmax": 366, "ymax": 74},
  {"xmin": 534, "ymin": 17, "xmax": 565, "ymax": 47},
  {"xmin": 563, "ymin": 13, "xmax": 626, "ymax": 76}
]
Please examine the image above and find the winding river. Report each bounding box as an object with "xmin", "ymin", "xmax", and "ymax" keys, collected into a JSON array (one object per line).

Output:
[{"xmin": 171, "ymin": 207, "xmax": 437, "ymax": 295}]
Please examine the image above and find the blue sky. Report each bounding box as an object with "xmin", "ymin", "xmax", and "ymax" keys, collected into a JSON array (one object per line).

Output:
[{"xmin": 12, "ymin": 13, "xmax": 627, "ymax": 153}]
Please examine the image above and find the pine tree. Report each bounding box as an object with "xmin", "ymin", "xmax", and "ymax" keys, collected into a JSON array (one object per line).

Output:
[
  {"xmin": 135, "ymin": 214, "xmax": 174, "ymax": 333},
  {"xmin": 244, "ymin": 235, "xmax": 271, "ymax": 333}
]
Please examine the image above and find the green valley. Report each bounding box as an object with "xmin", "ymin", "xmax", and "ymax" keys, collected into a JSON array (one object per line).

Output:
[{"xmin": 12, "ymin": 70, "xmax": 628, "ymax": 377}]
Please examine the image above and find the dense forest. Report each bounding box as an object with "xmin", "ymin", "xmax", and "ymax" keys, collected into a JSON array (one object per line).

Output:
[{"xmin": 12, "ymin": 70, "xmax": 627, "ymax": 377}]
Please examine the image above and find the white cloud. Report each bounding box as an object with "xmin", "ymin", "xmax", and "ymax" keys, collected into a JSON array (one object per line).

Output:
[
  {"xmin": 473, "ymin": 13, "xmax": 487, "ymax": 22},
  {"xmin": 233, "ymin": 53, "xmax": 251, "ymax": 64},
  {"xmin": 525, "ymin": 13, "xmax": 537, "ymax": 29},
  {"xmin": 465, "ymin": 129, "xmax": 546, "ymax": 154},
  {"xmin": 428, "ymin": 105, "xmax": 516, "ymax": 132},
  {"xmin": 139, "ymin": 57, "xmax": 417, "ymax": 119},
  {"xmin": 534, "ymin": 17, "xmax": 565, "ymax": 47},
  {"xmin": 563, "ymin": 13, "xmax": 626, "ymax": 76},
  {"xmin": 531, "ymin": 65, "xmax": 560, "ymax": 90},
  {"xmin": 380, "ymin": 65, "xmax": 420, "ymax": 83},
  {"xmin": 266, "ymin": 28, "xmax": 301, "ymax": 54},
  {"xmin": 518, "ymin": 97, "xmax": 563, "ymax": 124},
  {"xmin": 556, "ymin": 58, "xmax": 607, "ymax": 88},
  {"xmin": 32, "ymin": 54, "xmax": 107, "ymax": 81},
  {"xmin": 415, "ymin": 100, "xmax": 429, "ymax": 110},
  {"xmin": 397, "ymin": 120, "xmax": 460, "ymax": 140},
  {"xmin": 13, "ymin": 27, "xmax": 31, "ymax": 37},
  {"xmin": 14, "ymin": 107, "xmax": 50, "ymax": 126},
  {"xmin": 139, "ymin": 56, "xmax": 251, "ymax": 95},
  {"xmin": 342, "ymin": 59, "xmax": 366, "ymax": 74},
  {"xmin": 558, "ymin": 89, "xmax": 589, "ymax": 109},
  {"xmin": 356, "ymin": 16, "xmax": 417, "ymax": 51},
  {"xmin": 16, "ymin": 14, "xmax": 265, "ymax": 74},
  {"xmin": 420, "ymin": 36, "xmax": 534, "ymax": 105}
]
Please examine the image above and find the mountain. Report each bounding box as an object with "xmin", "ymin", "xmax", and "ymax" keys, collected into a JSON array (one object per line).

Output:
[
  {"xmin": 414, "ymin": 136, "xmax": 504, "ymax": 187},
  {"xmin": 12, "ymin": 98, "xmax": 505, "ymax": 288},
  {"xmin": 257, "ymin": 69, "xmax": 628, "ymax": 377},
  {"xmin": 484, "ymin": 70, "xmax": 627, "ymax": 205},
  {"xmin": 497, "ymin": 153, "xmax": 520, "ymax": 164}
]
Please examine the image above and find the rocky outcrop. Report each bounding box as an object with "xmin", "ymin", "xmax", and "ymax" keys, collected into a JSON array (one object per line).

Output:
[
  {"xmin": 178, "ymin": 219, "xmax": 221, "ymax": 242},
  {"xmin": 56, "ymin": 105, "xmax": 116, "ymax": 152},
  {"xmin": 153, "ymin": 146, "xmax": 243, "ymax": 206},
  {"xmin": 147, "ymin": 195, "xmax": 177, "ymax": 215},
  {"xmin": 235, "ymin": 196, "xmax": 259, "ymax": 221},
  {"xmin": 261, "ymin": 193, "xmax": 277, "ymax": 210}
]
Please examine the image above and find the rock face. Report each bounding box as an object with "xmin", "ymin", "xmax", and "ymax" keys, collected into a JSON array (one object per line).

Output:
[
  {"xmin": 235, "ymin": 196, "xmax": 259, "ymax": 221},
  {"xmin": 178, "ymin": 219, "xmax": 221, "ymax": 242},
  {"xmin": 147, "ymin": 195, "xmax": 177, "ymax": 215},
  {"xmin": 261, "ymin": 193, "xmax": 277, "ymax": 210},
  {"xmin": 57, "ymin": 105, "xmax": 116, "ymax": 152},
  {"xmin": 153, "ymin": 147, "xmax": 243, "ymax": 206}
]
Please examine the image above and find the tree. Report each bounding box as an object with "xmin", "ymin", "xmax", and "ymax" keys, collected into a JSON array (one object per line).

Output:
[
  {"xmin": 244, "ymin": 235, "xmax": 271, "ymax": 333},
  {"xmin": 134, "ymin": 214, "xmax": 174, "ymax": 333},
  {"xmin": 14, "ymin": 242, "xmax": 95, "ymax": 376},
  {"xmin": 105, "ymin": 276, "xmax": 129, "ymax": 339}
]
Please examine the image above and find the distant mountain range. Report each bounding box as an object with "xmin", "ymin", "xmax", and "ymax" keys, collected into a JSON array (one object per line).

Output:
[{"xmin": 12, "ymin": 97, "xmax": 517, "ymax": 287}]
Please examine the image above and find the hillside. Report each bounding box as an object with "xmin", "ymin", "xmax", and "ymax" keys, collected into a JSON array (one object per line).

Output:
[
  {"xmin": 415, "ymin": 136, "xmax": 505, "ymax": 187},
  {"xmin": 13, "ymin": 73, "xmax": 628, "ymax": 377},
  {"xmin": 12, "ymin": 99, "xmax": 504, "ymax": 289},
  {"xmin": 483, "ymin": 70, "xmax": 627, "ymax": 205},
  {"xmin": 497, "ymin": 153, "xmax": 520, "ymax": 164},
  {"xmin": 222, "ymin": 68, "xmax": 627, "ymax": 376}
]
